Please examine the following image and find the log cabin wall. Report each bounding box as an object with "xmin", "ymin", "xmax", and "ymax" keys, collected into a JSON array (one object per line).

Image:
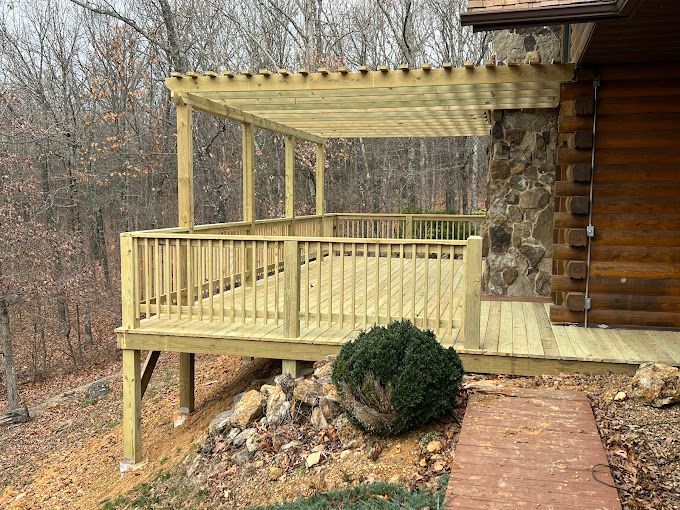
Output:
[{"xmin": 552, "ymin": 65, "xmax": 680, "ymax": 328}]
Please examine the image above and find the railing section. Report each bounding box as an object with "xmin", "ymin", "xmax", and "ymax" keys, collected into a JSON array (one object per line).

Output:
[
  {"xmin": 334, "ymin": 213, "xmax": 484, "ymax": 241},
  {"xmin": 120, "ymin": 233, "xmax": 483, "ymax": 347}
]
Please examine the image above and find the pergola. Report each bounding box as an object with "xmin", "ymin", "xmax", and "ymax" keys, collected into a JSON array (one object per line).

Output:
[{"xmin": 164, "ymin": 63, "xmax": 573, "ymax": 228}]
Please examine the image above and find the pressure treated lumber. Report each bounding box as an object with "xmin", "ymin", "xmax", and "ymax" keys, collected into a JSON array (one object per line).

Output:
[
  {"xmin": 176, "ymin": 102, "xmax": 194, "ymax": 229},
  {"xmin": 463, "ymin": 236, "xmax": 482, "ymax": 349},
  {"xmin": 315, "ymin": 143, "xmax": 325, "ymax": 216},
  {"xmin": 242, "ymin": 123, "xmax": 255, "ymax": 223},
  {"xmin": 122, "ymin": 349, "xmax": 141, "ymax": 465},
  {"xmin": 284, "ymin": 136, "xmax": 295, "ymax": 219}
]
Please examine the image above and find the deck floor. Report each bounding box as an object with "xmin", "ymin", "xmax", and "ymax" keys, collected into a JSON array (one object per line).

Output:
[
  {"xmin": 121, "ymin": 255, "xmax": 680, "ymax": 375},
  {"xmin": 444, "ymin": 388, "xmax": 622, "ymax": 509}
]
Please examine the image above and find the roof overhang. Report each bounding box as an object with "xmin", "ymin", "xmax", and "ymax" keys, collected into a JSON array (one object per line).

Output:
[
  {"xmin": 165, "ymin": 64, "xmax": 574, "ymax": 140},
  {"xmin": 461, "ymin": 0, "xmax": 637, "ymax": 31}
]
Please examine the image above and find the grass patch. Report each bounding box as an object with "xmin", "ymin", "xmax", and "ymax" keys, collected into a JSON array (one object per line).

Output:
[{"xmin": 249, "ymin": 478, "xmax": 448, "ymax": 510}]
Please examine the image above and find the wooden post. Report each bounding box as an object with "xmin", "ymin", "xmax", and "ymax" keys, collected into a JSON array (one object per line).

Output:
[
  {"xmin": 176, "ymin": 101, "xmax": 195, "ymax": 415},
  {"xmin": 315, "ymin": 142, "xmax": 325, "ymax": 216},
  {"xmin": 122, "ymin": 349, "xmax": 141, "ymax": 466},
  {"xmin": 283, "ymin": 240, "xmax": 301, "ymax": 377},
  {"xmin": 322, "ymin": 215, "xmax": 335, "ymax": 237},
  {"xmin": 176, "ymin": 101, "xmax": 194, "ymax": 231},
  {"xmin": 463, "ymin": 236, "xmax": 482, "ymax": 349},
  {"xmin": 242, "ymin": 123, "xmax": 255, "ymax": 223},
  {"xmin": 285, "ymin": 135, "xmax": 296, "ymax": 220},
  {"xmin": 179, "ymin": 352, "xmax": 195, "ymax": 413},
  {"xmin": 405, "ymin": 215, "xmax": 414, "ymax": 239},
  {"xmin": 120, "ymin": 235, "xmax": 139, "ymax": 330}
]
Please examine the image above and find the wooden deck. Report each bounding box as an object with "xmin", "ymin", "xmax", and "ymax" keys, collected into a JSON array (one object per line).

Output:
[
  {"xmin": 118, "ymin": 253, "xmax": 680, "ymax": 376},
  {"xmin": 445, "ymin": 387, "xmax": 622, "ymax": 509}
]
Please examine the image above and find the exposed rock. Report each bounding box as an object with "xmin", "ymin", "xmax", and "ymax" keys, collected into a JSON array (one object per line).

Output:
[
  {"xmin": 505, "ymin": 129, "xmax": 525, "ymax": 145},
  {"xmin": 208, "ymin": 409, "xmax": 233, "ymax": 435},
  {"xmin": 613, "ymin": 391, "xmax": 627, "ymax": 401},
  {"xmin": 320, "ymin": 397, "xmax": 341, "ymax": 421},
  {"xmin": 261, "ymin": 385, "xmax": 290, "ymax": 425},
  {"xmin": 230, "ymin": 390, "xmax": 264, "ymax": 428},
  {"xmin": 274, "ymin": 373, "xmax": 296, "ymax": 399},
  {"xmin": 489, "ymin": 160, "xmax": 510, "ymax": 180},
  {"xmin": 305, "ymin": 451, "xmax": 321, "ymax": 468},
  {"xmin": 630, "ymin": 363, "xmax": 680, "ymax": 407},
  {"xmin": 231, "ymin": 448, "xmax": 251, "ymax": 466},
  {"xmin": 502, "ymin": 268, "xmax": 518, "ymax": 286},
  {"xmin": 245, "ymin": 435, "xmax": 260, "ymax": 453},
  {"xmin": 313, "ymin": 355, "xmax": 336, "ymax": 369},
  {"xmin": 491, "ymin": 122, "xmax": 504, "ymax": 140},
  {"xmin": 293, "ymin": 379, "xmax": 323, "ymax": 406},
  {"xmin": 524, "ymin": 50, "xmax": 541, "ymax": 64},
  {"xmin": 322, "ymin": 383, "xmax": 340, "ymax": 403},
  {"xmin": 86, "ymin": 381, "xmax": 110, "ymax": 399},
  {"xmin": 313, "ymin": 363, "xmax": 333, "ymax": 381},
  {"xmin": 310, "ymin": 406, "xmax": 328, "ymax": 429},
  {"xmin": 233, "ymin": 428, "xmax": 257, "ymax": 447},
  {"xmin": 426, "ymin": 440, "xmax": 442, "ymax": 454},
  {"xmin": 340, "ymin": 449, "xmax": 351, "ymax": 460}
]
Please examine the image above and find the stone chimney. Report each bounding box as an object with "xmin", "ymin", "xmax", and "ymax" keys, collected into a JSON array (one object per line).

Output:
[{"xmin": 482, "ymin": 27, "xmax": 561, "ymax": 297}]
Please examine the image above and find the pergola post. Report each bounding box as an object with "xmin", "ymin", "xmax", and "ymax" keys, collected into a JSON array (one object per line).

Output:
[
  {"xmin": 464, "ymin": 236, "xmax": 483, "ymax": 349},
  {"xmin": 242, "ymin": 123, "xmax": 255, "ymax": 224},
  {"xmin": 315, "ymin": 142, "xmax": 325, "ymax": 216},
  {"xmin": 284, "ymin": 135, "xmax": 296, "ymax": 234},
  {"xmin": 176, "ymin": 100, "xmax": 195, "ymax": 416}
]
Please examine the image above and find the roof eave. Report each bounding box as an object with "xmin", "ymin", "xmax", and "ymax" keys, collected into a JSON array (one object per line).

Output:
[{"xmin": 461, "ymin": 1, "xmax": 626, "ymax": 30}]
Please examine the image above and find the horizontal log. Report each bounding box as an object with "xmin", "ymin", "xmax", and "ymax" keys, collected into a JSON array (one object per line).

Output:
[
  {"xmin": 590, "ymin": 197, "xmax": 680, "ymax": 215},
  {"xmin": 596, "ymin": 96, "xmax": 680, "ymax": 115},
  {"xmin": 552, "ymin": 275, "xmax": 680, "ymax": 296},
  {"xmin": 550, "ymin": 306, "xmax": 680, "ymax": 328},
  {"xmin": 554, "ymin": 245, "xmax": 680, "ymax": 264},
  {"xmin": 565, "ymin": 163, "xmax": 591, "ymax": 182},
  {"xmin": 590, "ymin": 262, "xmax": 680, "ymax": 280},
  {"xmin": 0, "ymin": 406, "xmax": 29, "ymax": 426},
  {"xmin": 566, "ymin": 196, "xmax": 590, "ymax": 215},
  {"xmin": 559, "ymin": 112, "xmax": 680, "ymax": 133},
  {"xmin": 593, "ymin": 165, "xmax": 680, "ymax": 182},
  {"xmin": 566, "ymin": 229, "xmax": 587, "ymax": 247},
  {"xmin": 556, "ymin": 180, "xmax": 680, "ymax": 198},
  {"xmin": 577, "ymin": 229, "xmax": 680, "ymax": 247},
  {"xmin": 554, "ymin": 213, "xmax": 680, "ymax": 230},
  {"xmin": 558, "ymin": 147, "xmax": 680, "ymax": 166},
  {"xmin": 562, "ymin": 79, "xmax": 680, "ymax": 100}
]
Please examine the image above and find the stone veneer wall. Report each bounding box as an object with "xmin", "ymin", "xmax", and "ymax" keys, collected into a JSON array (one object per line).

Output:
[{"xmin": 481, "ymin": 26, "xmax": 561, "ymax": 297}]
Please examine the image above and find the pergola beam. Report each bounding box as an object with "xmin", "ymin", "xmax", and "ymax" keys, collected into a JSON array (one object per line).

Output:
[
  {"xmin": 177, "ymin": 93, "xmax": 323, "ymax": 144},
  {"xmin": 165, "ymin": 64, "xmax": 574, "ymax": 95}
]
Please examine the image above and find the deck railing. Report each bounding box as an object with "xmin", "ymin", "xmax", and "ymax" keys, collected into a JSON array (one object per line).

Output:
[
  {"xmin": 333, "ymin": 213, "xmax": 484, "ymax": 241},
  {"xmin": 120, "ymin": 230, "xmax": 483, "ymax": 348}
]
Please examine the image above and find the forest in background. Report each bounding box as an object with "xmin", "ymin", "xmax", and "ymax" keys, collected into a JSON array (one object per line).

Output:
[{"xmin": 0, "ymin": 0, "xmax": 490, "ymax": 410}]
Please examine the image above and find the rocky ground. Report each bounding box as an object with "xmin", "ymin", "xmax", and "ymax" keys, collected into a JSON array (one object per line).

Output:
[{"xmin": 1, "ymin": 356, "xmax": 678, "ymax": 510}]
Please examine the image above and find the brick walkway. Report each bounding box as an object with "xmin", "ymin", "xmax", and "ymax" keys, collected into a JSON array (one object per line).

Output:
[{"xmin": 445, "ymin": 387, "xmax": 622, "ymax": 509}]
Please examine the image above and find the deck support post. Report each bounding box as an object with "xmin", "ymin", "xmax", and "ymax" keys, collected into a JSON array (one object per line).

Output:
[
  {"xmin": 179, "ymin": 353, "xmax": 195, "ymax": 414},
  {"xmin": 285, "ymin": 135, "xmax": 296, "ymax": 234},
  {"xmin": 283, "ymin": 240, "xmax": 301, "ymax": 371},
  {"xmin": 176, "ymin": 100, "xmax": 194, "ymax": 231},
  {"xmin": 242, "ymin": 123, "xmax": 255, "ymax": 224},
  {"xmin": 464, "ymin": 236, "xmax": 483, "ymax": 349},
  {"xmin": 282, "ymin": 359, "xmax": 300, "ymax": 377},
  {"xmin": 315, "ymin": 142, "xmax": 325, "ymax": 216},
  {"xmin": 122, "ymin": 349, "xmax": 142, "ymax": 468}
]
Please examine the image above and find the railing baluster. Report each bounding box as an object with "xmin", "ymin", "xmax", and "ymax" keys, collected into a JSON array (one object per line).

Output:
[
  {"xmin": 219, "ymin": 240, "xmax": 225, "ymax": 322},
  {"xmin": 176, "ymin": 240, "xmax": 182, "ymax": 321},
  {"xmin": 399, "ymin": 244, "xmax": 404, "ymax": 320},
  {"xmin": 375, "ymin": 241, "xmax": 380, "ymax": 325},
  {"xmin": 436, "ymin": 244, "xmax": 442, "ymax": 333},
  {"xmin": 351, "ymin": 242, "xmax": 356, "ymax": 329},
  {"xmin": 208, "ymin": 240, "xmax": 214, "ymax": 322},
  {"xmin": 230, "ymin": 240, "xmax": 236, "ymax": 322},
  {"xmin": 328, "ymin": 241, "xmax": 334, "ymax": 328},
  {"xmin": 274, "ymin": 242, "xmax": 280, "ymax": 324},
  {"xmin": 363, "ymin": 242, "xmax": 368, "ymax": 328},
  {"xmin": 305, "ymin": 242, "xmax": 310, "ymax": 327},
  {"xmin": 264, "ymin": 241, "xmax": 269, "ymax": 325},
  {"xmin": 339, "ymin": 242, "xmax": 345, "ymax": 329},
  {"xmin": 144, "ymin": 239, "xmax": 151, "ymax": 319},
  {"xmin": 165, "ymin": 239, "xmax": 171, "ymax": 320},
  {"xmin": 316, "ymin": 241, "xmax": 322, "ymax": 328},
  {"xmin": 252, "ymin": 240, "xmax": 257, "ymax": 324},
  {"xmin": 424, "ymin": 243, "xmax": 430, "ymax": 329},
  {"xmin": 411, "ymin": 243, "xmax": 417, "ymax": 323},
  {"xmin": 386, "ymin": 243, "xmax": 392, "ymax": 322},
  {"xmin": 154, "ymin": 239, "xmax": 161, "ymax": 319},
  {"xmin": 240, "ymin": 240, "xmax": 246, "ymax": 323}
]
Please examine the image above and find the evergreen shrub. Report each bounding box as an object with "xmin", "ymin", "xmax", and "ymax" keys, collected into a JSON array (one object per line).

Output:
[{"xmin": 332, "ymin": 320, "xmax": 464, "ymax": 436}]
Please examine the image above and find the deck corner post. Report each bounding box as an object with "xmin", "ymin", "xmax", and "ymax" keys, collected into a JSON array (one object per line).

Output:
[
  {"xmin": 122, "ymin": 348, "xmax": 142, "ymax": 468},
  {"xmin": 321, "ymin": 215, "xmax": 334, "ymax": 237},
  {"xmin": 463, "ymin": 235, "xmax": 483, "ymax": 349},
  {"xmin": 283, "ymin": 240, "xmax": 301, "ymax": 339},
  {"xmin": 120, "ymin": 234, "xmax": 139, "ymax": 330},
  {"xmin": 179, "ymin": 352, "xmax": 195, "ymax": 414}
]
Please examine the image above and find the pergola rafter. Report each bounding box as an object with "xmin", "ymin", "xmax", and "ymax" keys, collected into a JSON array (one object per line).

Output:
[{"xmin": 165, "ymin": 63, "xmax": 574, "ymax": 139}]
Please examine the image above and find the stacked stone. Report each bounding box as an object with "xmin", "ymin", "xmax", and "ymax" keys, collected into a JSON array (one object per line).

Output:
[
  {"xmin": 481, "ymin": 26, "xmax": 561, "ymax": 297},
  {"xmin": 483, "ymin": 109, "xmax": 558, "ymax": 296}
]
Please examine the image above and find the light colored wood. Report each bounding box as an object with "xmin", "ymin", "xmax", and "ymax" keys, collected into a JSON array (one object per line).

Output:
[
  {"xmin": 463, "ymin": 236, "xmax": 482, "ymax": 349},
  {"xmin": 284, "ymin": 135, "xmax": 295, "ymax": 219},
  {"xmin": 140, "ymin": 350, "xmax": 160, "ymax": 398},
  {"xmin": 176, "ymin": 102, "xmax": 194, "ymax": 230},
  {"xmin": 120, "ymin": 235, "xmax": 139, "ymax": 329},
  {"xmin": 283, "ymin": 240, "xmax": 300, "ymax": 338},
  {"xmin": 242, "ymin": 123, "xmax": 255, "ymax": 223},
  {"xmin": 282, "ymin": 359, "xmax": 300, "ymax": 377},
  {"xmin": 179, "ymin": 352, "xmax": 195, "ymax": 413},
  {"xmin": 122, "ymin": 349, "xmax": 141, "ymax": 464},
  {"xmin": 315, "ymin": 143, "xmax": 325, "ymax": 216}
]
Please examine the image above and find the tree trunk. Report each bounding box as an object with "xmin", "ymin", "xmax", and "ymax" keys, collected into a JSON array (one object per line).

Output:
[{"xmin": 0, "ymin": 297, "xmax": 21, "ymax": 411}]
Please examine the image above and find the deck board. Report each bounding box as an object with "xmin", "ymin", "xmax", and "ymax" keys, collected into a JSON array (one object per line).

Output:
[
  {"xmin": 444, "ymin": 388, "xmax": 622, "ymax": 510},
  {"xmin": 119, "ymin": 254, "xmax": 680, "ymax": 375}
]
